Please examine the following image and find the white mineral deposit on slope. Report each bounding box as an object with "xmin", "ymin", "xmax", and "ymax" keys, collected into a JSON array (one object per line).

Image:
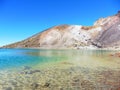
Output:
[{"xmin": 1, "ymin": 11, "xmax": 120, "ymax": 50}]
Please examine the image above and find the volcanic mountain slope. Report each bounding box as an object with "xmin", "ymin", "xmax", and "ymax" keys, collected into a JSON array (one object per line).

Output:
[
  {"xmin": 1, "ymin": 11, "xmax": 120, "ymax": 49},
  {"xmin": 92, "ymin": 11, "xmax": 120, "ymax": 48}
]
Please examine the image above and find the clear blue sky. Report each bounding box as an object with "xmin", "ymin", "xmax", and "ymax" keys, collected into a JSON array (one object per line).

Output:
[{"xmin": 0, "ymin": 0, "xmax": 120, "ymax": 46}]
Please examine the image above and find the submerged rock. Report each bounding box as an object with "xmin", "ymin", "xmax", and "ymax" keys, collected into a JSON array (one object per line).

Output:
[
  {"xmin": 20, "ymin": 69, "xmax": 41, "ymax": 74},
  {"xmin": 31, "ymin": 83, "xmax": 39, "ymax": 89},
  {"xmin": 23, "ymin": 66, "xmax": 31, "ymax": 70},
  {"xmin": 110, "ymin": 52, "xmax": 120, "ymax": 57},
  {"xmin": 4, "ymin": 87, "xmax": 12, "ymax": 90},
  {"xmin": 43, "ymin": 82, "xmax": 50, "ymax": 88}
]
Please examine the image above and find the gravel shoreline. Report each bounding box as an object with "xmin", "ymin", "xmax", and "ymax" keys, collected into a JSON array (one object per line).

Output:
[{"xmin": 0, "ymin": 65, "xmax": 120, "ymax": 90}]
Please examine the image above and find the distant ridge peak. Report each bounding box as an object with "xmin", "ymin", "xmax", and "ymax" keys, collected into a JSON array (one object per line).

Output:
[
  {"xmin": 116, "ymin": 11, "xmax": 120, "ymax": 17},
  {"xmin": 118, "ymin": 10, "xmax": 120, "ymax": 14}
]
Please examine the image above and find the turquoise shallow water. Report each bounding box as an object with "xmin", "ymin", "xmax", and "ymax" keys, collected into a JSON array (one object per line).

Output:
[
  {"xmin": 0, "ymin": 49, "xmax": 120, "ymax": 90},
  {"xmin": 0, "ymin": 49, "xmax": 119, "ymax": 70},
  {"xmin": 0, "ymin": 49, "xmax": 65, "ymax": 69}
]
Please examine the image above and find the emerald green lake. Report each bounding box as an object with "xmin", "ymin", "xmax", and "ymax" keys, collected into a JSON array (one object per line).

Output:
[
  {"xmin": 0, "ymin": 49, "xmax": 120, "ymax": 90},
  {"xmin": 0, "ymin": 49, "xmax": 119, "ymax": 70}
]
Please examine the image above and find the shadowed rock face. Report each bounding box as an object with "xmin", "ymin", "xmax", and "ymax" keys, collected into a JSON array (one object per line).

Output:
[
  {"xmin": 93, "ymin": 22, "xmax": 120, "ymax": 47},
  {"xmin": 1, "ymin": 11, "xmax": 120, "ymax": 49},
  {"xmin": 92, "ymin": 12, "xmax": 120, "ymax": 48}
]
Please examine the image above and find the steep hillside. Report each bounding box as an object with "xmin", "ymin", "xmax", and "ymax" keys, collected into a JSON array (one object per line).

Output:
[
  {"xmin": 92, "ymin": 11, "xmax": 120, "ymax": 48},
  {"xmin": 1, "ymin": 11, "xmax": 120, "ymax": 49}
]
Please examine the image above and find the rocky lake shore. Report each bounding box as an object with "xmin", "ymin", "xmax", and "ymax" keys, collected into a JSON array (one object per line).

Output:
[{"xmin": 0, "ymin": 64, "xmax": 120, "ymax": 90}]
